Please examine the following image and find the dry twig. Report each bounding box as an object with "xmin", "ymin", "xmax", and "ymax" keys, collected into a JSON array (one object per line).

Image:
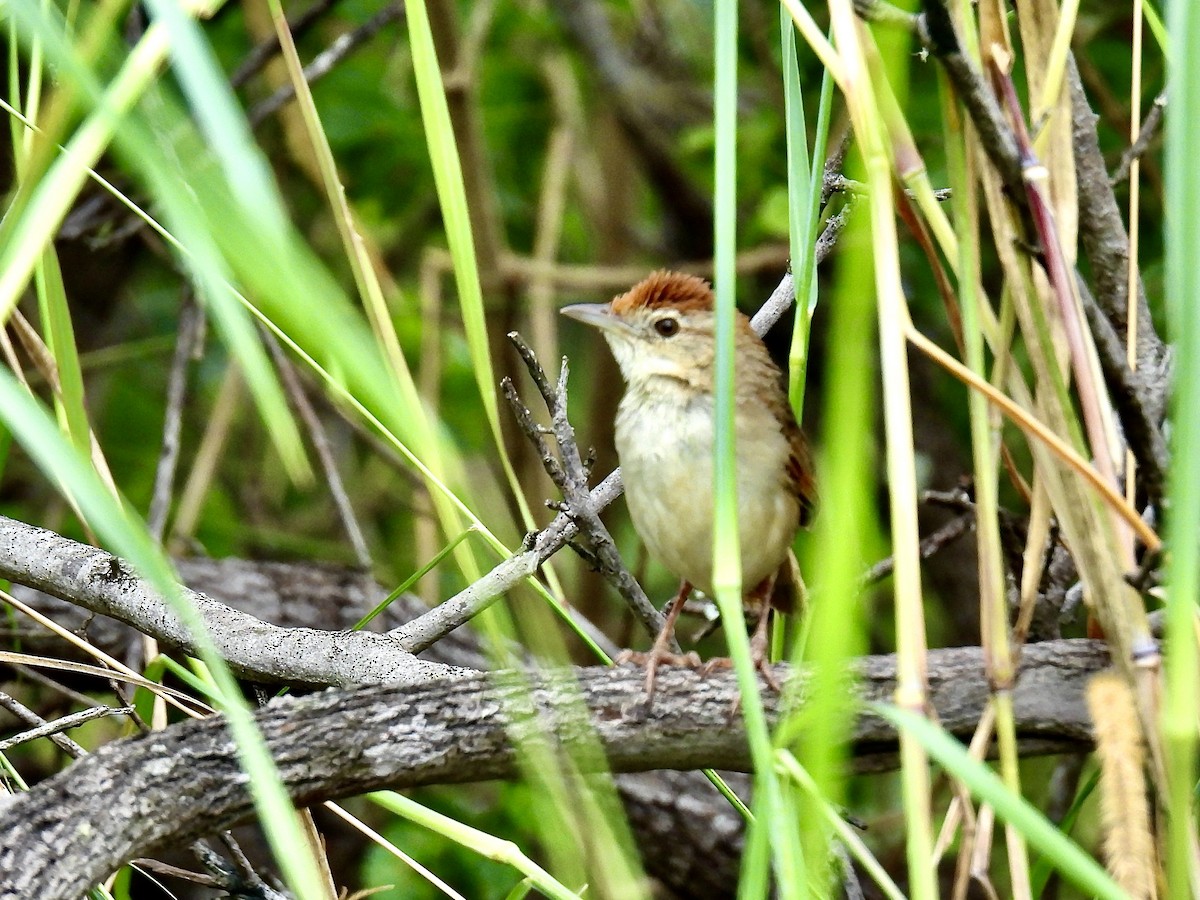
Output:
[
  {"xmin": 147, "ymin": 295, "xmax": 205, "ymax": 543},
  {"xmin": 1110, "ymin": 89, "xmax": 1166, "ymax": 187},
  {"xmin": 502, "ymin": 333, "xmax": 673, "ymax": 651},
  {"xmin": 247, "ymin": 3, "xmax": 404, "ymax": 126}
]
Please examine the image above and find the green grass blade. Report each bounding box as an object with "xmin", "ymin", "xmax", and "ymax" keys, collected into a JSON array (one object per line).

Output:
[
  {"xmin": 0, "ymin": 6, "xmax": 167, "ymax": 324},
  {"xmin": 0, "ymin": 371, "xmax": 329, "ymax": 899},
  {"xmin": 369, "ymin": 791, "xmax": 583, "ymax": 900},
  {"xmin": 1163, "ymin": 0, "xmax": 1200, "ymax": 892},
  {"xmin": 712, "ymin": 3, "xmax": 802, "ymax": 897},
  {"xmin": 142, "ymin": 0, "xmax": 287, "ymax": 235},
  {"xmin": 875, "ymin": 704, "xmax": 1124, "ymax": 900},
  {"xmin": 1029, "ymin": 767, "xmax": 1100, "ymax": 895},
  {"xmin": 783, "ymin": 18, "xmax": 834, "ymax": 423},
  {"xmin": 404, "ymin": 0, "xmax": 536, "ymax": 531},
  {"xmin": 4, "ymin": 2, "xmax": 310, "ymax": 484},
  {"xmin": 1143, "ymin": 0, "xmax": 1169, "ymax": 56},
  {"xmin": 353, "ymin": 527, "xmax": 478, "ymax": 631},
  {"xmin": 35, "ymin": 248, "xmax": 91, "ymax": 458}
]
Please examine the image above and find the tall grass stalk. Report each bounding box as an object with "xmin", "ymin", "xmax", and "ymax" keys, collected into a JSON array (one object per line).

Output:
[
  {"xmin": 777, "ymin": 14, "xmax": 860, "ymax": 887},
  {"xmin": 403, "ymin": 0, "xmax": 538, "ymax": 537},
  {"xmin": 1163, "ymin": 0, "xmax": 1200, "ymax": 892},
  {"xmin": 0, "ymin": 375, "xmax": 329, "ymax": 899},
  {"xmin": 10, "ymin": 55, "xmax": 93, "ymax": 467},
  {"xmin": 711, "ymin": 2, "xmax": 801, "ymax": 896},
  {"xmin": 394, "ymin": 39, "xmax": 636, "ymax": 880},
  {"xmin": 940, "ymin": 65, "xmax": 1031, "ymax": 897},
  {"xmin": 262, "ymin": 0, "xmax": 491, "ymax": 591},
  {"xmin": 779, "ymin": 54, "xmax": 879, "ymax": 900},
  {"xmin": 776, "ymin": 751, "xmax": 905, "ymax": 900},
  {"xmin": 822, "ymin": 3, "xmax": 935, "ymax": 895},
  {"xmin": 784, "ymin": 201, "xmax": 877, "ymax": 889},
  {"xmin": 1125, "ymin": 0, "xmax": 1144, "ymax": 510}
]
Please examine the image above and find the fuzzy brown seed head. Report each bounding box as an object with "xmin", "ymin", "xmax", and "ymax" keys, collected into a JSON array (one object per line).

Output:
[{"xmin": 610, "ymin": 270, "xmax": 714, "ymax": 316}]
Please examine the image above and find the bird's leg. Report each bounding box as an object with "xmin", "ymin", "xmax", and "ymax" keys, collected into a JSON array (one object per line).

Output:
[
  {"xmin": 644, "ymin": 580, "xmax": 696, "ymax": 698},
  {"xmin": 702, "ymin": 575, "xmax": 782, "ymax": 692},
  {"xmin": 616, "ymin": 580, "xmax": 700, "ymax": 703},
  {"xmin": 748, "ymin": 573, "xmax": 782, "ymax": 691},
  {"xmin": 749, "ymin": 607, "xmax": 781, "ymax": 692}
]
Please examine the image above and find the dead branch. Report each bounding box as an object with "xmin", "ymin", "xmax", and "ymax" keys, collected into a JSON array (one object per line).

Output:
[
  {"xmin": 503, "ymin": 332, "xmax": 673, "ymax": 650},
  {"xmin": 0, "ymin": 639, "xmax": 1106, "ymax": 899},
  {"xmin": 1110, "ymin": 89, "xmax": 1166, "ymax": 187},
  {"xmin": 0, "ymin": 516, "xmax": 456, "ymax": 688}
]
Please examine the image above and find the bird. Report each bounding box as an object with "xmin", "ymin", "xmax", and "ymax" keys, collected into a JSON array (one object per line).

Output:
[{"xmin": 561, "ymin": 270, "xmax": 816, "ymax": 696}]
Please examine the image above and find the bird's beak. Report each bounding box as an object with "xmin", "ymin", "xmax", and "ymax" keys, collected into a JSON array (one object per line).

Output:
[{"xmin": 560, "ymin": 302, "xmax": 633, "ymax": 336}]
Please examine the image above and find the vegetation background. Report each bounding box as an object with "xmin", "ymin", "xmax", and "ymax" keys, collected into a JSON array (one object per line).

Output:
[{"xmin": 0, "ymin": 0, "xmax": 1193, "ymax": 898}]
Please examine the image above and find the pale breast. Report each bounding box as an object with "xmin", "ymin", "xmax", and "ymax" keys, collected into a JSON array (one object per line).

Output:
[{"xmin": 615, "ymin": 385, "xmax": 799, "ymax": 596}]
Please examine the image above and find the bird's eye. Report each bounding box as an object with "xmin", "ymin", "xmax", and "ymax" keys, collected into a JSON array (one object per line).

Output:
[{"xmin": 653, "ymin": 317, "xmax": 680, "ymax": 337}]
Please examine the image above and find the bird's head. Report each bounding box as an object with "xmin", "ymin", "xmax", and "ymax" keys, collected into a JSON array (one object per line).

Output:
[{"xmin": 560, "ymin": 270, "xmax": 719, "ymax": 387}]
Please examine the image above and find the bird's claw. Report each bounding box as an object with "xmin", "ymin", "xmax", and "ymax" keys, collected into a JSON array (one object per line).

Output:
[
  {"xmin": 615, "ymin": 647, "xmax": 702, "ymax": 716},
  {"xmin": 699, "ymin": 656, "xmax": 783, "ymax": 689},
  {"xmin": 698, "ymin": 647, "xmax": 782, "ymax": 716},
  {"xmin": 615, "ymin": 648, "xmax": 702, "ymax": 669}
]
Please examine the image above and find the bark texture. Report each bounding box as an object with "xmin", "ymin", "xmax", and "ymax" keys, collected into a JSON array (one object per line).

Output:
[{"xmin": 0, "ymin": 640, "xmax": 1107, "ymax": 898}]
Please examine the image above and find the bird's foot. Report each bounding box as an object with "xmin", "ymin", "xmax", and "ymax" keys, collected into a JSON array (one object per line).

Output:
[
  {"xmin": 615, "ymin": 648, "xmax": 703, "ymax": 669},
  {"xmin": 697, "ymin": 655, "xmax": 781, "ymax": 690},
  {"xmin": 617, "ymin": 647, "xmax": 703, "ymax": 714},
  {"xmin": 616, "ymin": 580, "xmax": 696, "ymax": 715}
]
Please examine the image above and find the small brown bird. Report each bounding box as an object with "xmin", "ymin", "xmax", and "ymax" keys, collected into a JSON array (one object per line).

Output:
[{"xmin": 562, "ymin": 270, "xmax": 816, "ymax": 693}]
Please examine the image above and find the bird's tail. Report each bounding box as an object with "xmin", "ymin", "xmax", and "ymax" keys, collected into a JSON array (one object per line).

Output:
[{"xmin": 769, "ymin": 548, "xmax": 808, "ymax": 616}]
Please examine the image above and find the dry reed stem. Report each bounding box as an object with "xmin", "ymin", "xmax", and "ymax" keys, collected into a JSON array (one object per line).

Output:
[{"xmin": 1087, "ymin": 671, "xmax": 1157, "ymax": 899}]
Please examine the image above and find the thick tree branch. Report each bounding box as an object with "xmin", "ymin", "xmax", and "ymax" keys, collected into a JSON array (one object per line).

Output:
[
  {"xmin": 0, "ymin": 640, "xmax": 1106, "ymax": 898},
  {"xmin": 0, "ymin": 516, "xmax": 457, "ymax": 687},
  {"xmin": 1, "ymin": 557, "xmax": 744, "ymax": 895},
  {"xmin": 1068, "ymin": 58, "xmax": 1169, "ymax": 409}
]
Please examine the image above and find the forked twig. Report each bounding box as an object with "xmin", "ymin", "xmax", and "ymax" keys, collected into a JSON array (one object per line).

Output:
[{"xmin": 504, "ymin": 332, "xmax": 674, "ymax": 651}]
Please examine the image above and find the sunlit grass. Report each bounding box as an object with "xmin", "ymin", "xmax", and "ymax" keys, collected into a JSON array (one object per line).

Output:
[
  {"xmin": 1163, "ymin": 0, "xmax": 1200, "ymax": 892},
  {"xmin": 0, "ymin": 0, "xmax": 1191, "ymax": 895}
]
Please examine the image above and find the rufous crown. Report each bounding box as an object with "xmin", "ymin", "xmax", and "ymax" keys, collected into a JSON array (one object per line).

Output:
[{"xmin": 610, "ymin": 270, "xmax": 714, "ymax": 315}]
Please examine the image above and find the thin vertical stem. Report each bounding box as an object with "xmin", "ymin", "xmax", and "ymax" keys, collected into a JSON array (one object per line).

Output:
[
  {"xmin": 824, "ymin": 6, "xmax": 934, "ymax": 897},
  {"xmin": 1125, "ymin": 0, "xmax": 1143, "ymax": 508},
  {"xmin": 712, "ymin": 3, "xmax": 800, "ymax": 896},
  {"xmin": 1163, "ymin": 0, "xmax": 1200, "ymax": 893}
]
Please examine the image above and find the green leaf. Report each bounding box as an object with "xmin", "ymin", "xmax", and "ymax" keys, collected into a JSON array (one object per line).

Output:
[{"xmin": 874, "ymin": 704, "xmax": 1125, "ymax": 900}]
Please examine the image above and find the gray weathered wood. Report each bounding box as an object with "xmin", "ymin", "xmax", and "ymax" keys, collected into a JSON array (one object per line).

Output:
[{"xmin": 0, "ymin": 640, "xmax": 1106, "ymax": 898}]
